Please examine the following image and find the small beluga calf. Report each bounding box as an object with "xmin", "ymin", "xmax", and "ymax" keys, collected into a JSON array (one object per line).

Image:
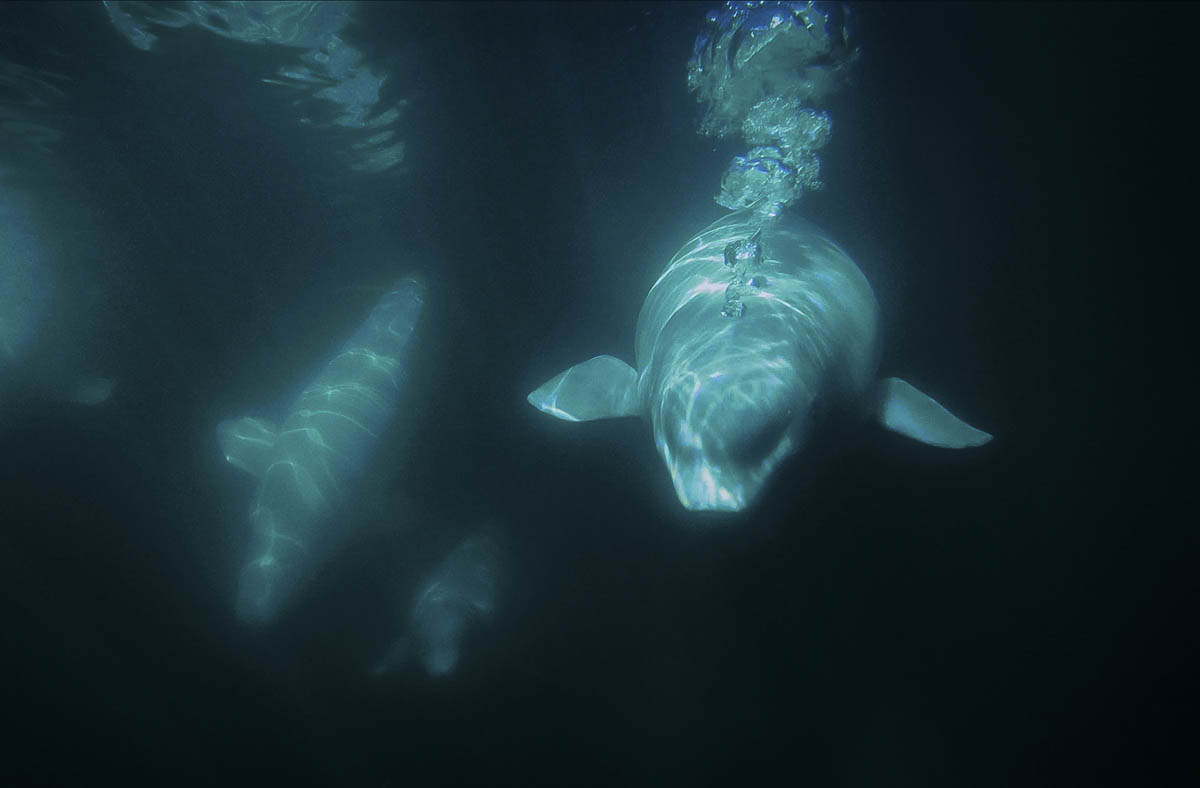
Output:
[
  {"xmin": 528, "ymin": 210, "xmax": 991, "ymax": 512},
  {"xmin": 373, "ymin": 529, "xmax": 501, "ymax": 678},
  {"xmin": 218, "ymin": 277, "xmax": 425, "ymax": 622}
]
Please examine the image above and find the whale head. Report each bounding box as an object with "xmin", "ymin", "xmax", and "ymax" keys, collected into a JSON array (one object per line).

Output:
[
  {"xmin": 632, "ymin": 214, "xmax": 884, "ymax": 512},
  {"xmin": 645, "ymin": 328, "xmax": 814, "ymax": 512},
  {"xmin": 528, "ymin": 211, "xmax": 991, "ymax": 513}
]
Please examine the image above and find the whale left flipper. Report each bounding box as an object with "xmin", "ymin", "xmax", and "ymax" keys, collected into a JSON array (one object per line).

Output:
[
  {"xmin": 527, "ymin": 354, "xmax": 639, "ymax": 422},
  {"xmin": 875, "ymin": 377, "xmax": 992, "ymax": 448}
]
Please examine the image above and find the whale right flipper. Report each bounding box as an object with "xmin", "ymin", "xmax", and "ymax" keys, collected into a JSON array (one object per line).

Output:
[
  {"xmin": 875, "ymin": 377, "xmax": 992, "ymax": 449},
  {"xmin": 527, "ymin": 354, "xmax": 640, "ymax": 422},
  {"xmin": 217, "ymin": 416, "xmax": 278, "ymax": 479}
]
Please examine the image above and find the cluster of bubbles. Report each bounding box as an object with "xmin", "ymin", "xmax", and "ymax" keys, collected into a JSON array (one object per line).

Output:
[
  {"xmin": 687, "ymin": 1, "xmax": 858, "ymax": 219},
  {"xmin": 720, "ymin": 229, "xmax": 765, "ymax": 318}
]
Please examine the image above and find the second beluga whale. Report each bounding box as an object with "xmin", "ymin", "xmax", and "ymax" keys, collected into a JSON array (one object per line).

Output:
[
  {"xmin": 218, "ymin": 276, "xmax": 426, "ymax": 622},
  {"xmin": 527, "ymin": 210, "xmax": 992, "ymax": 512}
]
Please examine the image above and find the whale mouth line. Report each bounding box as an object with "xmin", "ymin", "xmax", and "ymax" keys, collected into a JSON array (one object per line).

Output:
[
  {"xmin": 679, "ymin": 494, "xmax": 744, "ymax": 513},
  {"xmin": 659, "ymin": 421, "xmax": 800, "ymax": 513},
  {"xmin": 665, "ymin": 456, "xmax": 749, "ymax": 512}
]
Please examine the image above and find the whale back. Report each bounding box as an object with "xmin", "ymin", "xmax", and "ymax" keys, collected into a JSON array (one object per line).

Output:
[{"xmin": 219, "ymin": 276, "xmax": 426, "ymax": 622}]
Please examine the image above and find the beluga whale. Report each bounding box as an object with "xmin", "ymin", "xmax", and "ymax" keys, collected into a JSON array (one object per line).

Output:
[
  {"xmin": 218, "ymin": 276, "xmax": 426, "ymax": 622},
  {"xmin": 372, "ymin": 527, "xmax": 502, "ymax": 678},
  {"xmin": 527, "ymin": 210, "xmax": 992, "ymax": 512}
]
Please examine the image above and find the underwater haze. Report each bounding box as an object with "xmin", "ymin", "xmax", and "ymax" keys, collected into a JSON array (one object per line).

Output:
[{"xmin": 0, "ymin": 2, "xmax": 1187, "ymax": 785}]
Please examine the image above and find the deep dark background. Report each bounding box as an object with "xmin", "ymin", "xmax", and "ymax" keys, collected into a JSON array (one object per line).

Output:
[{"xmin": 0, "ymin": 2, "xmax": 1189, "ymax": 785}]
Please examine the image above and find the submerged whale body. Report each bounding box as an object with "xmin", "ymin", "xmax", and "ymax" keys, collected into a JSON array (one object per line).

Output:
[
  {"xmin": 410, "ymin": 534, "xmax": 499, "ymax": 676},
  {"xmin": 372, "ymin": 529, "xmax": 501, "ymax": 679},
  {"xmin": 528, "ymin": 210, "xmax": 991, "ymax": 512},
  {"xmin": 1, "ymin": 185, "xmax": 115, "ymax": 408},
  {"xmin": 218, "ymin": 277, "xmax": 426, "ymax": 622}
]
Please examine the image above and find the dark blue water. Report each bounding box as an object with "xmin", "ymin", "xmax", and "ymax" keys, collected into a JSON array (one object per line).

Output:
[{"xmin": 1, "ymin": 2, "xmax": 1185, "ymax": 784}]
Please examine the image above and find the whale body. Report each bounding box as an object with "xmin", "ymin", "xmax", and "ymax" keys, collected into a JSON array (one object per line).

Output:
[
  {"xmin": 218, "ymin": 277, "xmax": 425, "ymax": 622},
  {"xmin": 372, "ymin": 529, "xmax": 501, "ymax": 678},
  {"xmin": 528, "ymin": 210, "xmax": 991, "ymax": 512},
  {"xmin": 1, "ymin": 185, "xmax": 115, "ymax": 409}
]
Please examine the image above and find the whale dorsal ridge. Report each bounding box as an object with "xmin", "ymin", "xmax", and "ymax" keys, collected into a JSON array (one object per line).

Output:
[
  {"xmin": 217, "ymin": 416, "xmax": 279, "ymax": 478},
  {"xmin": 876, "ymin": 377, "xmax": 992, "ymax": 449},
  {"xmin": 527, "ymin": 354, "xmax": 639, "ymax": 422}
]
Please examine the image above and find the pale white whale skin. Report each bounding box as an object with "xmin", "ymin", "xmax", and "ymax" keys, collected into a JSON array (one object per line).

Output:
[
  {"xmin": 528, "ymin": 210, "xmax": 991, "ymax": 512},
  {"xmin": 218, "ymin": 277, "xmax": 425, "ymax": 622}
]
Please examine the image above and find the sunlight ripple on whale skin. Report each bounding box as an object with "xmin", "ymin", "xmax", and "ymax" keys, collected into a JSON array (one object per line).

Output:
[
  {"xmin": 528, "ymin": 210, "xmax": 991, "ymax": 512},
  {"xmin": 218, "ymin": 277, "xmax": 425, "ymax": 622}
]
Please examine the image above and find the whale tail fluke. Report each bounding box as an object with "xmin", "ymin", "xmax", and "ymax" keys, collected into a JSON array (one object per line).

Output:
[
  {"xmin": 875, "ymin": 377, "xmax": 992, "ymax": 449},
  {"xmin": 527, "ymin": 354, "xmax": 639, "ymax": 422}
]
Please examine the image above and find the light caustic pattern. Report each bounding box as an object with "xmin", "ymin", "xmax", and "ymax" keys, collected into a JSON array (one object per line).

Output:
[
  {"xmin": 104, "ymin": 1, "xmax": 407, "ymax": 174},
  {"xmin": 635, "ymin": 212, "xmax": 879, "ymax": 511},
  {"xmin": 232, "ymin": 278, "xmax": 425, "ymax": 622}
]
